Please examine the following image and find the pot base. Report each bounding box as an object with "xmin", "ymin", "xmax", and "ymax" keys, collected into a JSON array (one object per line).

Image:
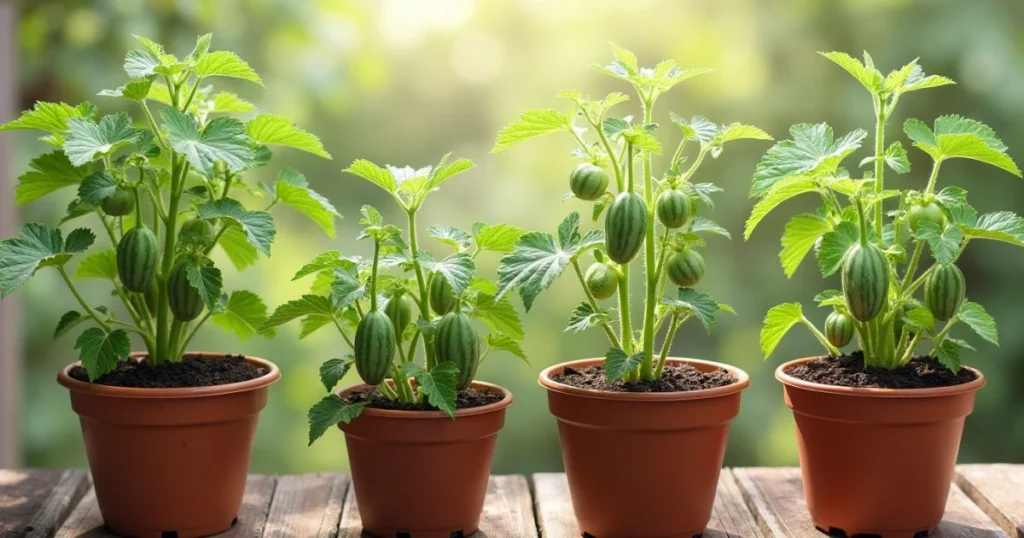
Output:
[
  {"xmin": 816, "ymin": 523, "xmax": 938, "ymax": 538},
  {"xmin": 361, "ymin": 523, "xmax": 478, "ymax": 538},
  {"xmin": 581, "ymin": 531, "xmax": 703, "ymax": 538},
  {"xmin": 107, "ymin": 519, "xmax": 235, "ymax": 538}
]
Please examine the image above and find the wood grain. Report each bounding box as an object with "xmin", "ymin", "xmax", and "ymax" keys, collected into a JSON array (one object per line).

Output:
[
  {"xmin": 1, "ymin": 469, "xmax": 90, "ymax": 538},
  {"xmin": 734, "ymin": 467, "xmax": 1007, "ymax": 538},
  {"xmin": 52, "ymin": 488, "xmax": 110, "ymax": 538},
  {"xmin": 956, "ymin": 465, "xmax": 1024, "ymax": 538},
  {"xmin": 219, "ymin": 475, "xmax": 278, "ymax": 538},
  {"xmin": 263, "ymin": 473, "xmax": 347, "ymax": 538}
]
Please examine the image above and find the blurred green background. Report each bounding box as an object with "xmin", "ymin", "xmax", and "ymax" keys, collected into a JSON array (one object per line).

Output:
[{"xmin": 7, "ymin": 0, "xmax": 1024, "ymax": 473}]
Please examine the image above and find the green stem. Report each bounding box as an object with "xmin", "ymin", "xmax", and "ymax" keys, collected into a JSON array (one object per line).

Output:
[
  {"xmin": 178, "ymin": 311, "xmax": 212, "ymax": 356},
  {"xmin": 57, "ymin": 267, "xmax": 112, "ymax": 333},
  {"xmin": 901, "ymin": 240, "xmax": 926, "ymax": 290},
  {"xmin": 900, "ymin": 332, "xmax": 923, "ymax": 364},
  {"xmin": 98, "ymin": 213, "xmax": 118, "ymax": 245},
  {"xmin": 679, "ymin": 147, "xmax": 710, "ymax": 184},
  {"xmin": 377, "ymin": 381, "xmax": 399, "ymax": 400},
  {"xmin": 406, "ymin": 209, "xmax": 436, "ymax": 369},
  {"xmin": 140, "ymin": 101, "xmax": 167, "ymax": 149},
  {"xmin": 802, "ymin": 316, "xmax": 841, "ymax": 357},
  {"xmin": 906, "ymin": 265, "xmax": 935, "ymax": 297},
  {"xmin": 330, "ymin": 318, "xmax": 355, "ymax": 349},
  {"xmin": 582, "ymin": 110, "xmax": 625, "ymax": 192},
  {"xmin": 181, "ymin": 79, "xmax": 201, "ymax": 111},
  {"xmin": 872, "ymin": 107, "xmax": 887, "ymax": 243},
  {"xmin": 155, "ymin": 156, "xmax": 187, "ymax": 364},
  {"xmin": 855, "ymin": 197, "xmax": 870, "ymax": 247},
  {"xmin": 168, "ymin": 320, "xmax": 186, "ymax": 360},
  {"xmin": 654, "ymin": 313, "xmax": 683, "ymax": 378},
  {"xmin": 369, "ymin": 240, "xmax": 381, "ymax": 311},
  {"xmin": 923, "ymin": 159, "xmax": 943, "ymax": 195},
  {"xmin": 638, "ymin": 103, "xmax": 657, "ymax": 381},
  {"xmin": 571, "ymin": 259, "xmax": 622, "ymax": 349},
  {"xmin": 616, "ymin": 266, "xmax": 632, "ymax": 355},
  {"xmin": 929, "ymin": 318, "xmax": 958, "ymax": 355}
]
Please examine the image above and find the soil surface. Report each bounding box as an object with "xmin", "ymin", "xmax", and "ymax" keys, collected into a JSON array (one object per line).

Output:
[
  {"xmin": 552, "ymin": 363, "xmax": 737, "ymax": 393},
  {"xmin": 785, "ymin": 351, "xmax": 978, "ymax": 389},
  {"xmin": 347, "ymin": 387, "xmax": 505, "ymax": 411},
  {"xmin": 69, "ymin": 354, "xmax": 265, "ymax": 388}
]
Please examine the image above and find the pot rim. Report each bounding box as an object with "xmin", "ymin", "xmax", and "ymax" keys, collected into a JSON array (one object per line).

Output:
[
  {"xmin": 336, "ymin": 380, "xmax": 513, "ymax": 419},
  {"xmin": 538, "ymin": 357, "xmax": 750, "ymax": 401},
  {"xmin": 56, "ymin": 351, "xmax": 281, "ymax": 399},
  {"xmin": 775, "ymin": 356, "xmax": 985, "ymax": 398}
]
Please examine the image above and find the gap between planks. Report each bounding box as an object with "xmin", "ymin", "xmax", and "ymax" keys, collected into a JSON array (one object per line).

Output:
[{"xmin": 956, "ymin": 464, "xmax": 1024, "ymax": 538}]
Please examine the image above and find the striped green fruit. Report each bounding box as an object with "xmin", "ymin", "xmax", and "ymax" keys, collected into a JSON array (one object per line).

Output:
[
  {"xmin": 656, "ymin": 189, "xmax": 691, "ymax": 229},
  {"xmin": 605, "ymin": 192, "xmax": 647, "ymax": 264},
  {"xmin": 384, "ymin": 294, "xmax": 415, "ymax": 338},
  {"xmin": 428, "ymin": 275, "xmax": 456, "ymax": 315},
  {"xmin": 825, "ymin": 311, "xmax": 854, "ymax": 348},
  {"xmin": 116, "ymin": 225, "xmax": 158, "ymax": 293},
  {"xmin": 167, "ymin": 261, "xmax": 204, "ymax": 321},
  {"xmin": 925, "ymin": 263, "xmax": 965, "ymax": 321},
  {"xmin": 569, "ymin": 163, "xmax": 609, "ymax": 201},
  {"xmin": 354, "ymin": 311, "xmax": 395, "ymax": 385},
  {"xmin": 584, "ymin": 262, "xmax": 618, "ymax": 300},
  {"xmin": 434, "ymin": 311, "xmax": 480, "ymax": 390},
  {"xmin": 666, "ymin": 250, "xmax": 705, "ymax": 287},
  {"xmin": 841, "ymin": 243, "xmax": 889, "ymax": 322},
  {"xmin": 101, "ymin": 187, "xmax": 135, "ymax": 216}
]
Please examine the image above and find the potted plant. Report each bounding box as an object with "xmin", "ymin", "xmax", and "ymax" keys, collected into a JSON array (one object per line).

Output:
[
  {"xmin": 0, "ymin": 35, "xmax": 334, "ymax": 537},
  {"xmin": 748, "ymin": 51, "xmax": 1020, "ymax": 536},
  {"xmin": 263, "ymin": 155, "xmax": 527, "ymax": 537},
  {"xmin": 492, "ymin": 45, "xmax": 767, "ymax": 537}
]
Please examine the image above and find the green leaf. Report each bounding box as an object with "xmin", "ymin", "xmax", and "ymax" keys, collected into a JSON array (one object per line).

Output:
[
  {"xmin": 422, "ymin": 252, "xmax": 476, "ymax": 295},
  {"xmin": 307, "ymin": 396, "xmax": 363, "ymax": 445},
  {"xmin": 760, "ymin": 303, "xmax": 804, "ymax": 358},
  {"xmin": 914, "ymin": 221, "xmax": 963, "ymax": 265},
  {"xmin": 780, "ymin": 214, "xmax": 832, "ymax": 278},
  {"xmin": 63, "ymin": 113, "xmax": 139, "ymax": 166},
  {"xmin": 425, "ymin": 154, "xmax": 474, "ymax": 191},
  {"xmin": 816, "ymin": 221, "xmax": 858, "ymax": 276},
  {"xmin": 496, "ymin": 212, "xmax": 604, "ymax": 311},
  {"xmin": 936, "ymin": 186, "xmax": 969, "ymax": 208},
  {"xmin": 75, "ymin": 249, "xmax": 117, "ymax": 280},
  {"xmin": 208, "ymin": 92, "xmax": 255, "ymax": 113},
  {"xmin": 902, "ymin": 306, "xmax": 935, "ymax": 333},
  {"xmin": 472, "ymin": 293, "xmax": 525, "ymax": 341},
  {"xmin": 195, "ymin": 50, "xmax": 262, "ymax": 84},
  {"xmin": 473, "ymin": 223, "xmax": 525, "ymax": 254},
  {"xmin": 662, "ymin": 288, "xmax": 724, "ymax": 332},
  {"xmin": 262, "ymin": 294, "xmax": 335, "ymax": 331},
  {"xmin": 77, "ymin": 171, "xmax": 119, "ymax": 205},
  {"xmin": 0, "ymin": 102, "xmax": 88, "ymax": 134},
  {"xmin": 819, "ymin": 51, "xmax": 883, "ymax": 93},
  {"xmin": 813, "ymin": 290, "xmax": 845, "ymax": 307},
  {"xmin": 292, "ymin": 251, "xmax": 357, "ymax": 280},
  {"xmin": 620, "ymin": 127, "xmax": 662, "ymax": 154},
  {"xmin": 884, "ymin": 141, "xmax": 911, "ymax": 174},
  {"xmin": 959, "ymin": 211, "xmax": 1024, "ymax": 246},
  {"xmin": 751, "ymin": 123, "xmax": 866, "ymax": 198},
  {"xmin": 604, "ymin": 348, "xmax": 643, "ymax": 382},
  {"xmin": 275, "ymin": 169, "xmax": 340, "ymax": 237},
  {"xmin": 428, "ymin": 225, "xmax": 473, "ymax": 250},
  {"xmin": 330, "ymin": 268, "xmax": 367, "ymax": 310},
  {"xmin": 213, "ymin": 290, "xmax": 271, "ymax": 341},
  {"xmin": 906, "ymin": 116, "xmax": 1021, "ymax": 177},
  {"xmin": 185, "ymin": 262, "xmax": 223, "ymax": 309},
  {"xmin": 602, "ymin": 117, "xmax": 630, "ymax": 139},
  {"xmin": 164, "ymin": 109, "xmax": 254, "ymax": 175},
  {"xmin": 899, "ymin": 64, "xmax": 955, "ymax": 94},
  {"xmin": 958, "ymin": 301, "xmax": 998, "ymax": 346},
  {"xmin": 486, "ymin": 333, "xmax": 528, "ymax": 362},
  {"xmin": 566, "ymin": 301, "xmax": 609, "ymax": 334},
  {"xmin": 344, "ymin": 159, "xmax": 397, "ymax": 193},
  {"xmin": 15, "ymin": 151, "xmax": 90, "ymax": 205},
  {"xmin": 218, "ymin": 225, "xmax": 260, "ymax": 271},
  {"xmin": 54, "ymin": 310, "xmax": 86, "ymax": 338},
  {"xmin": 63, "ymin": 229, "xmax": 95, "ymax": 254},
  {"xmin": 745, "ymin": 176, "xmax": 820, "ymax": 239},
  {"xmin": 97, "ymin": 78, "xmax": 155, "ymax": 102},
  {"xmin": 319, "ymin": 358, "xmax": 353, "ymax": 392},
  {"xmin": 492, "ymin": 109, "xmax": 573, "ymax": 153},
  {"xmin": 75, "ymin": 328, "xmax": 130, "ymax": 381},
  {"xmin": 198, "ymin": 198, "xmax": 276, "ymax": 255},
  {"xmin": 402, "ymin": 362, "xmax": 459, "ymax": 417},
  {"xmin": 247, "ymin": 114, "xmax": 331, "ymax": 159},
  {"xmin": 935, "ymin": 338, "xmax": 969, "ymax": 372},
  {"xmin": 0, "ymin": 223, "xmax": 71, "ymax": 297}
]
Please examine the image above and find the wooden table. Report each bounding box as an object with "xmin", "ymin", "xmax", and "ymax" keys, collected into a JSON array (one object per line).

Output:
[{"xmin": 1, "ymin": 465, "xmax": 1020, "ymax": 537}]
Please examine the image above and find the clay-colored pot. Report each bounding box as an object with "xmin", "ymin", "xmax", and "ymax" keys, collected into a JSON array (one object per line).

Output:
[
  {"xmin": 338, "ymin": 381, "xmax": 513, "ymax": 538},
  {"xmin": 777, "ymin": 357, "xmax": 986, "ymax": 537},
  {"xmin": 56, "ymin": 353, "xmax": 280, "ymax": 538},
  {"xmin": 539, "ymin": 357, "xmax": 750, "ymax": 538}
]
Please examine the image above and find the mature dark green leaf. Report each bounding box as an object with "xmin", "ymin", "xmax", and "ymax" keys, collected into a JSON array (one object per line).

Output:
[
  {"xmin": 402, "ymin": 362, "xmax": 459, "ymax": 417},
  {"xmin": 15, "ymin": 151, "xmax": 90, "ymax": 205},
  {"xmin": 662, "ymin": 288, "xmax": 724, "ymax": 332},
  {"xmin": 914, "ymin": 221, "xmax": 963, "ymax": 265},
  {"xmin": 472, "ymin": 293, "xmax": 524, "ymax": 340},
  {"xmin": 936, "ymin": 338, "xmax": 973, "ymax": 372},
  {"xmin": 198, "ymin": 198, "xmax": 275, "ymax": 255},
  {"xmin": 959, "ymin": 211, "xmax": 1024, "ymax": 246},
  {"xmin": 54, "ymin": 310, "xmax": 86, "ymax": 338},
  {"xmin": 185, "ymin": 262, "xmax": 223, "ymax": 309},
  {"xmin": 319, "ymin": 358, "xmax": 354, "ymax": 392},
  {"xmin": 428, "ymin": 225, "xmax": 473, "ymax": 250},
  {"xmin": 307, "ymin": 396, "xmax": 363, "ymax": 445},
  {"xmin": 77, "ymin": 171, "xmax": 119, "ymax": 205},
  {"xmin": 958, "ymin": 301, "xmax": 998, "ymax": 346},
  {"xmin": 262, "ymin": 294, "xmax": 336, "ymax": 331},
  {"xmin": 0, "ymin": 224, "xmax": 73, "ymax": 297},
  {"xmin": 486, "ymin": 333, "xmax": 528, "ymax": 362},
  {"xmin": 330, "ymin": 267, "xmax": 367, "ymax": 310},
  {"xmin": 63, "ymin": 113, "xmax": 139, "ymax": 166},
  {"xmin": 604, "ymin": 348, "xmax": 643, "ymax": 382},
  {"xmin": 75, "ymin": 328, "xmax": 130, "ymax": 381},
  {"xmin": 816, "ymin": 221, "xmax": 859, "ymax": 276},
  {"xmin": 164, "ymin": 109, "xmax": 254, "ymax": 175},
  {"xmin": 566, "ymin": 301, "xmax": 609, "ymax": 334},
  {"xmin": 422, "ymin": 252, "xmax": 475, "ymax": 295},
  {"xmin": 213, "ymin": 290, "xmax": 272, "ymax": 340}
]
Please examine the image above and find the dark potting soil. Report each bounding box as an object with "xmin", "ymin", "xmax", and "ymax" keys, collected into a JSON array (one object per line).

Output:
[
  {"xmin": 552, "ymin": 364, "xmax": 737, "ymax": 393},
  {"xmin": 68, "ymin": 354, "xmax": 265, "ymax": 388},
  {"xmin": 347, "ymin": 387, "xmax": 505, "ymax": 411},
  {"xmin": 785, "ymin": 351, "xmax": 978, "ymax": 389}
]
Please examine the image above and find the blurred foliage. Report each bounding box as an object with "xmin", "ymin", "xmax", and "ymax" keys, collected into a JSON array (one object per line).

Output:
[{"xmin": 7, "ymin": 0, "xmax": 1024, "ymax": 473}]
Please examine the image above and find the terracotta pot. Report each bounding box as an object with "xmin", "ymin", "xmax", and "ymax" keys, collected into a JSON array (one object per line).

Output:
[
  {"xmin": 56, "ymin": 352, "xmax": 280, "ymax": 538},
  {"xmin": 777, "ymin": 357, "xmax": 986, "ymax": 537},
  {"xmin": 539, "ymin": 357, "xmax": 750, "ymax": 538},
  {"xmin": 338, "ymin": 381, "xmax": 513, "ymax": 538}
]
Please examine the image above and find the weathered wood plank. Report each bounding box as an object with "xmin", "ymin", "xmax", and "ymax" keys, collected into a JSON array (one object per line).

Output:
[
  {"xmin": 533, "ymin": 471, "xmax": 761, "ymax": 538},
  {"xmin": 0, "ymin": 469, "xmax": 90, "ymax": 538},
  {"xmin": 52, "ymin": 488, "xmax": 108, "ymax": 538},
  {"xmin": 956, "ymin": 465, "xmax": 1024, "ymax": 538},
  {"xmin": 734, "ymin": 467, "xmax": 1007, "ymax": 538},
  {"xmin": 263, "ymin": 473, "xmax": 347, "ymax": 538},
  {"xmin": 339, "ymin": 475, "xmax": 537, "ymax": 537}
]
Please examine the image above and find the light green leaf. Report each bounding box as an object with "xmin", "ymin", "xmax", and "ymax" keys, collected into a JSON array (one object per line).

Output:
[
  {"xmin": 262, "ymin": 294, "xmax": 336, "ymax": 331},
  {"xmin": 819, "ymin": 51, "xmax": 883, "ymax": 93},
  {"xmin": 958, "ymin": 301, "xmax": 998, "ymax": 346},
  {"xmin": 0, "ymin": 223, "xmax": 73, "ymax": 296},
  {"xmin": 884, "ymin": 141, "xmax": 911, "ymax": 174},
  {"xmin": 75, "ymin": 328, "xmax": 130, "ymax": 381},
  {"xmin": 486, "ymin": 333, "xmax": 528, "ymax": 362},
  {"xmin": 492, "ymin": 109, "xmax": 572, "ymax": 153},
  {"xmin": 780, "ymin": 214, "xmax": 832, "ymax": 278},
  {"xmin": 902, "ymin": 306, "xmax": 935, "ymax": 333},
  {"xmin": 472, "ymin": 293, "xmax": 525, "ymax": 341},
  {"xmin": 77, "ymin": 171, "xmax": 119, "ymax": 205},
  {"xmin": 473, "ymin": 223, "xmax": 525, "ymax": 254},
  {"xmin": 662, "ymin": 288, "xmax": 724, "ymax": 332},
  {"xmin": 914, "ymin": 221, "xmax": 962, "ymax": 265},
  {"xmin": 15, "ymin": 151, "xmax": 90, "ymax": 205},
  {"xmin": 195, "ymin": 50, "xmax": 262, "ymax": 84},
  {"xmin": 402, "ymin": 362, "xmax": 459, "ymax": 417},
  {"xmin": 816, "ymin": 221, "xmax": 858, "ymax": 276},
  {"xmin": 213, "ymin": 290, "xmax": 271, "ymax": 341},
  {"xmin": 745, "ymin": 176, "xmax": 820, "ymax": 239},
  {"xmin": 604, "ymin": 348, "xmax": 643, "ymax": 382},
  {"xmin": 813, "ymin": 290, "xmax": 845, "ymax": 307},
  {"xmin": 54, "ymin": 310, "xmax": 86, "ymax": 338},
  {"xmin": 208, "ymin": 92, "xmax": 255, "ymax": 113},
  {"xmin": 185, "ymin": 262, "xmax": 222, "ymax": 309},
  {"xmin": 751, "ymin": 123, "xmax": 866, "ymax": 198},
  {"xmin": 428, "ymin": 225, "xmax": 473, "ymax": 251},
  {"xmin": 307, "ymin": 396, "xmax": 363, "ymax": 445},
  {"xmin": 63, "ymin": 113, "xmax": 139, "ymax": 166},
  {"xmin": 760, "ymin": 303, "xmax": 804, "ymax": 358},
  {"xmin": 422, "ymin": 252, "xmax": 476, "ymax": 295},
  {"xmin": 97, "ymin": 78, "xmax": 154, "ymax": 102},
  {"xmin": 75, "ymin": 249, "xmax": 117, "ymax": 280},
  {"xmin": 345, "ymin": 159, "xmax": 397, "ymax": 193},
  {"xmin": 959, "ymin": 211, "xmax": 1024, "ymax": 246},
  {"xmin": 715, "ymin": 123, "xmax": 773, "ymax": 144},
  {"xmin": 0, "ymin": 102, "xmax": 88, "ymax": 134},
  {"xmin": 164, "ymin": 109, "xmax": 254, "ymax": 175},
  {"xmin": 686, "ymin": 217, "xmax": 731, "ymax": 239},
  {"xmin": 330, "ymin": 267, "xmax": 367, "ymax": 310},
  {"xmin": 899, "ymin": 64, "xmax": 955, "ymax": 94},
  {"xmin": 425, "ymin": 155, "xmax": 474, "ymax": 191},
  {"xmin": 198, "ymin": 198, "xmax": 276, "ymax": 255},
  {"xmin": 247, "ymin": 114, "xmax": 331, "ymax": 159},
  {"xmin": 218, "ymin": 224, "xmax": 260, "ymax": 270},
  {"xmin": 620, "ymin": 127, "xmax": 662, "ymax": 154},
  {"xmin": 906, "ymin": 115, "xmax": 1021, "ymax": 177},
  {"xmin": 936, "ymin": 186, "xmax": 968, "ymax": 208},
  {"xmin": 936, "ymin": 338, "xmax": 968, "ymax": 372},
  {"xmin": 319, "ymin": 358, "xmax": 354, "ymax": 392},
  {"xmin": 187, "ymin": 33, "xmax": 213, "ymax": 61},
  {"xmin": 292, "ymin": 251, "xmax": 357, "ymax": 280},
  {"xmin": 275, "ymin": 168, "xmax": 340, "ymax": 237},
  {"xmin": 566, "ymin": 301, "xmax": 609, "ymax": 334}
]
